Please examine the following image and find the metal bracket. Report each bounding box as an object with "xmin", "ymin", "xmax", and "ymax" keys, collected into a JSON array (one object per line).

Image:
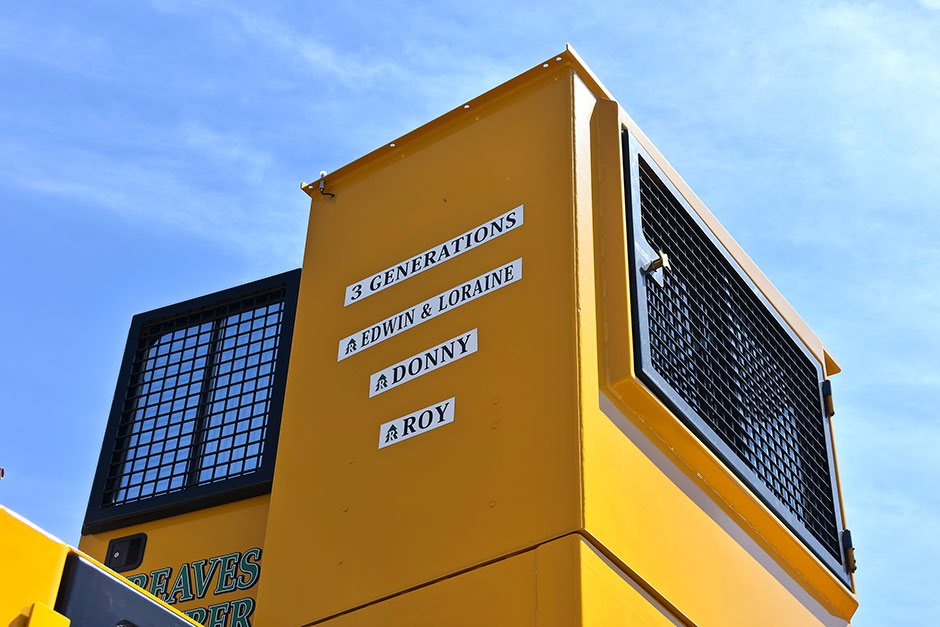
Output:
[
  {"xmin": 638, "ymin": 245, "xmax": 671, "ymax": 287},
  {"xmin": 318, "ymin": 170, "xmax": 335, "ymax": 198}
]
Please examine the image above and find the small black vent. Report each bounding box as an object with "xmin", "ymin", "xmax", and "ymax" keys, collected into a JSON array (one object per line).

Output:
[
  {"xmin": 84, "ymin": 270, "xmax": 300, "ymax": 534},
  {"xmin": 623, "ymin": 134, "xmax": 847, "ymax": 583}
]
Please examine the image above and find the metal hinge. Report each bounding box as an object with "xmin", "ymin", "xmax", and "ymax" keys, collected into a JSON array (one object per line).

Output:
[
  {"xmin": 822, "ymin": 379, "xmax": 835, "ymax": 418},
  {"xmin": 842, "ymin": 528, "xmax": 857, "ymax": 573}
]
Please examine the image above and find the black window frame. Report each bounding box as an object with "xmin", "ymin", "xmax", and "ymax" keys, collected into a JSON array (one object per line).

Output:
[
  {"xmin": 82, "ymin": 269, "xmax": 301, "ymax": 535},
  {"xmin": 622, "ymin": 131, "xmax": 851, "ymax": 586}
]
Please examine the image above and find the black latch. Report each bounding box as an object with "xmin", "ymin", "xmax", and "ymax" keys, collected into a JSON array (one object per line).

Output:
[
  {"xmin": 104, "ymin": 533, "xmax": 147, "ymax": 573},
  {"xmin": 842, "ymin": 528, "xmax": 857, "ymax": 573}
]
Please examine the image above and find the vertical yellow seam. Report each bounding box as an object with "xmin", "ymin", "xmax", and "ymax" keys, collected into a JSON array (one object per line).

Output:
[{"xmin": 569, "ymin": 68, "xmax": 587, "ymax": 539}]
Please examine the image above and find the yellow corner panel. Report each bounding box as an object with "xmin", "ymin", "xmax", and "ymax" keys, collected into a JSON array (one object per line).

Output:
[
  {"xmin": 315, "ymin": 535, "xmax": 579, "ymax": 627},
  {"xmin": 25, "ymin": 602, "xmax": 69, "ymax": 627},
  {"xmin": 583, "ymin": 395, "xmax": 850, "ymax": 626},
  {"xmin": 316, "ymin": 533, "xmax": 681, "ymax": 627},
  {"xmin": 259, "ymin": 67, "xmax": 584, "ymax": 625},
  {"xmin": 579, "ymin": 542, "xmax": 679, "ymax": 626},
  {"xmin": 0, "ymin": 507, "xmax": 70, "ymax": 624}
]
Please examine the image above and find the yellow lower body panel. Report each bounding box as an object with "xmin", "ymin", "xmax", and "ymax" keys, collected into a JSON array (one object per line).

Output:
[{"xmin": 317, "ymin": 533, "xmax": 678, "ymax": 626}]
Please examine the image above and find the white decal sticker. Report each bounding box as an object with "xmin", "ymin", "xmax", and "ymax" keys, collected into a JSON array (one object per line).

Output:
[
  {"xmin": 344, "ymin": 205, "xmax": 523, "ymax": 306},
  {"xmin": 378, "ymin": 398, "xmax": 455, "ymax": 449},
  {"xmin": 338, "ymin": 258, "xmax": 521, "ymax": 361},
  {"xmin": 370, "ymin": 330, "xmax": 478, "ymax": 397}
]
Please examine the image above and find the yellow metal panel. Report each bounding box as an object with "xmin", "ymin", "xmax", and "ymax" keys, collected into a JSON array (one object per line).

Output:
[
  {"xmin": 315, "ymin": 533, "xmax": 691, "ymax": 627},
  {"xmin": 259, "ymin": 67, "xmax": 585, "ymax": 625},
  {"xmin": 78, "ymin": 495, "xmax": 268, "ymax": 621},
  {"xmin": 25, "ymin": 602, "xmax": 69, "ymax": 627},
  {"xmin": 0, "ymin": 506, "xmax": 69, "ymax": 625},
  {"xmin": 315, "ymin": 534, "xmax": 583, "ymax": 626},
  {"xmin": 579, "ymin": 541, "xmax": 680, "ymax": 626},
  {"xmin": 583, "ymin": 394, "xmax": 847, "ymax": 626}
]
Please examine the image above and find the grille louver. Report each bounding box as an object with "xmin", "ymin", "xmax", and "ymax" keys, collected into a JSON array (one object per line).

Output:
[{"xmin": 623, "ymin": 133, "xmax": 847, "ymax": 582}]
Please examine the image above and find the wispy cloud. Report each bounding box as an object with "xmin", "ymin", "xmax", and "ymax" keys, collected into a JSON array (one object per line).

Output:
[
  {"xmin": 0, "ymin": 15, "xmax": 111, "ymax": 77},
  {"xmin": 0, "ymin": 128, "xmax": 305, "ymax": 264},
  {"xmin": 178, "ymin": 120, "xmax": 274, "ymax": 183}
]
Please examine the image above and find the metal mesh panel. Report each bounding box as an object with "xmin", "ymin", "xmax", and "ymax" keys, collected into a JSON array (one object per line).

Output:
[
  {"xmin": 102, "ymin": 289, "xmax": 285, "ymax": 507},
  {"xmin": 636, "ymin": 157, "xmax": 841, "ymax": 560}
]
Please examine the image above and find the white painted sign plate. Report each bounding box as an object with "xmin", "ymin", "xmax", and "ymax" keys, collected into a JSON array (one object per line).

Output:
[
  {"xmin": 337, "ymin": 258, "xmax": 521, "ymax": 361},
  {"xmin": 378, "ymin": 397, "xmax": 455, "ymax": 449},
  {"xmin": 370, "ymin": 329, "xmax": 478, "ymax": 397},
  {"xmin": 344, "ymin": 205, "xmax": 523, "ymax": 306}
]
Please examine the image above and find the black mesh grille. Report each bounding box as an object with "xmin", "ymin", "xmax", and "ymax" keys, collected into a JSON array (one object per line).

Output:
[
  {"xmin": 636, "ymin": 157, "xmax": 841, "ymax": 560},
  {"xmin": 102, "ymin": 289, "xmax": 286, "ymax": 507}
]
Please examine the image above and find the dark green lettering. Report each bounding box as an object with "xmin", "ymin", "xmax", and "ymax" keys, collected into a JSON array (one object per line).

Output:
[
  {"xmin": 184, "ymin": 608, "xmax": 208, "ymax": 623},
  {"xmin": 237, "ymin": 548, "xmax": 262, "ymax": 590},
  {"xmin": 193, "ymin": 557, "xmax": 221, "ymax": 599},
  {"xmin": 230, "ymin": 598, "xmax": 256, "ymax": 627},
  {"xmin": 214, "ymin": 552, "xmax": 241, "ymax": 594},
  {"xmin": 165, "ymin": 563, "xmax": 195, "ymax": 603},
  {"xmin": 149, "ymin": 567, "xmax": 172, "ymax": 599},
  {"xmin": 207, "ymin": 602, "xmax": 229, "ymax": 627}
]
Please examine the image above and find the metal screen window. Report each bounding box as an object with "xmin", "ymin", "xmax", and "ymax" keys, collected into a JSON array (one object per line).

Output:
[
  {"xmin": 623, "ymin": 135, "xmax": 847, "ymax": 582},
  {"xmin": 105, "ymin": 294, "xmax": 282, "ymax": 505},
  {"xmin": 84, "ymin": 270, "xmax": 300, "ymax": 533}
]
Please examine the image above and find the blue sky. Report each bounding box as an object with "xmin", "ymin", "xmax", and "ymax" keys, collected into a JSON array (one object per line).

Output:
[{"xmin": 1, "ymin": 1, "xmax": 937, "ymax": 624}]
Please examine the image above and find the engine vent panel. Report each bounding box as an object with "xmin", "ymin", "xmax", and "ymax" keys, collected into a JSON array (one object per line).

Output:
[{"xmin": 622, "ymin": 133, "xmax": 847, "ymax": 583}]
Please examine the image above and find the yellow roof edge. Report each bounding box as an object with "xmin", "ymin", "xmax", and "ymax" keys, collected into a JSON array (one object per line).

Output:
[
  {"xmin": 299, "ymin": 46, "xmax": 841, "ymax": 376},
  {"xmin": 302, "ymin": 46, "xmax": 609, "ymax": 198},
  {"xmin": 2, "ymin": 504, "xmax": 68, "ymax": 547},
  {"xmin": 824, "ymin": 350, "xmax": 842, "ymax": 376}
]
